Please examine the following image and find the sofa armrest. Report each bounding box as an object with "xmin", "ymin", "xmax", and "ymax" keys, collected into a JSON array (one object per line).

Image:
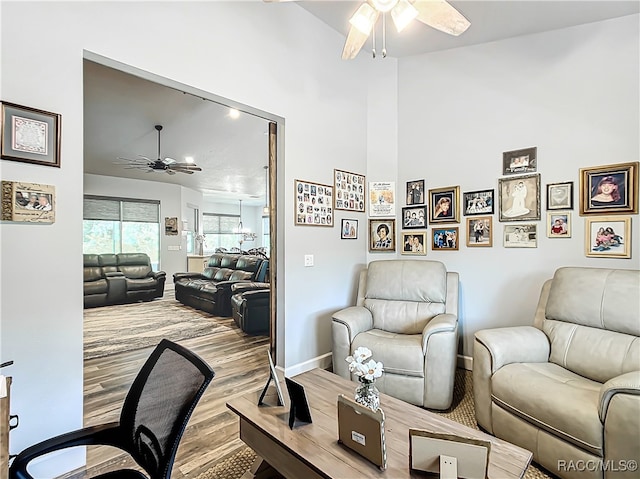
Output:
[
  {"xmin": 151, "ymin": 270, "xmax": 166, "ymax": 280},
  {"xmin": 474, "ymin": 326, "xmax": 550, "ymax": 373},
  {"xmin": 599, "ymin": 370, "xmax": 640, "ymax": 422},
  {"xmin": 173, "ymin": 272, "xmax": 203, "ymax": 283},
  {"xmin": 421, "ymin": 313, "xmax": 457, "ymax": 352},
  {"xmin": 232, "ymin": 282, "xmax": 269, "ymax": 294},
  {"xmin": 331, "ymin": 307, "xmax": 373, "ymax": 379}
]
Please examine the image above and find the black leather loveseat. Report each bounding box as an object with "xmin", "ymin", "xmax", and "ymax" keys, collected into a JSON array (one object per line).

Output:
[
  {"xmin": 173, "ymin": 252, "xmax": 268, "ymax": 317},
  {"xmin": 230, "ymin": 281, "xmax": 270, "ymax": 335},
  {"xmin": 84, "ymin": 253, "xmax": 166, "ymax": 308}
]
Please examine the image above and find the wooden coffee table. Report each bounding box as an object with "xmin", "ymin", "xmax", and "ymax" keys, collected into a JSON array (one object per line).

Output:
[{"xmin": 227, "ymin": 368, "xmax": 532, "ymax": 479}]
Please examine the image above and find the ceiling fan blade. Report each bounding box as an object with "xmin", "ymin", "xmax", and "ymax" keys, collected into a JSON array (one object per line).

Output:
[
  {"xmin": 342, "ymin": 24, "xmax": 371, "ymax": 60},
  {"xmin": 166, "ymin": 170, "xmax": 176, "ymax": 175},
  {"xmin": 413, "ymin": 0, "xmax": 470, "ymax": 36}
]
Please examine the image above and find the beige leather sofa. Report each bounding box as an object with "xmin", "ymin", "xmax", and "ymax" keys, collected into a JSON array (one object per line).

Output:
[
  {"xmin": 332, "ymin": 260, "xmax": 459, "ymax": 410},
  {"xmin": 473, "ymin": 267, "xmax": 640, "ymax": 479}
]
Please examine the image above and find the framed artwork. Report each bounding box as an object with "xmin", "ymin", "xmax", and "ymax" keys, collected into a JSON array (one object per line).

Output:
[
  {"xmin": 502, "ymin": 147, "xmax": 537, "ymax": 175},
  {"xmin": 369, "ymin": 182, "xmax": 395, "ymax": 217},
  {"xmin": 431, "ymin": 227, "xmax": 459, "ymax": 250},
  {"xmin": 164, "ymin": 217, "xmax": 178, "ymax": 235},
  {"xmin": 1, "ymin": 101, "xmax": 61, "ymax": 167},
  {"xmin": 406, "ymin": 179, "xmax": 425, "ymax": 205},
  {"xmin": 547, "ymin": 181, "xmax": 573, "ymax": 210},
  {"xmin": 503, "ymin": 224, "xmax": 537, "ymax": 248},
  {"xmin": 401, "ymin": 232, "xmax": 427, "ymax": 255},
  {"xmin": 368, "ymin": 219, "xmax": 396, "ymax": 252},
  {"xmin": 585, "ymin": 216, "xmax": 631, "ymax": 259},
  {"xmin": 334, "ymin": 169, "xmax": 365, "ymax": 212},
  {"xmin": 579, "ymin": 162, "xmax": 638, "ymax": 215},
  {"xmin": 463, "ymin": 189, "xmax": 494, "ymax": 216},
  {"xmin": 401, "ymin": 206, "xmax": 427, "ymax": 229},
  {"xmin": 1, "ymin": 180, "xmax": 55, "ymax": 223},
  {"xmin": 547, "ymin": 212, "xmax": 571, "ymax": 238},
  {"xmin": 428, "ymin": 186, "xmax": 460, "ymax": 224},
  {"xmin": 341, "ymin": 219, "xmax": 358, "ymax": 239},
  {"xmin": 498, "ymin": 174, "xmax": 540, "ymax": 222},
  {"xmin": 294, "ymin": 179, "xmax": 333, "ymax": 226},
  {"xmin": 466, "ymin": 217, "xmax": 492, "ymax": 247}
]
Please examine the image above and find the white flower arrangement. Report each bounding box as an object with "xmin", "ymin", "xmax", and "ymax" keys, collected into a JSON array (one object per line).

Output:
[{"xmin": 345, "ymin": 346, "xmax": 384, "ymax": 383}]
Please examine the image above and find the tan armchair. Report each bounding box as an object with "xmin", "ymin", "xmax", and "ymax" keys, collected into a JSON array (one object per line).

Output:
[
  {"xmin": 473, "ymin": 267, "xmax": 640, "ymax": 479},
  {"xmin": 332, "ymin": 260, "xmax": 459, "ymax": 410}
]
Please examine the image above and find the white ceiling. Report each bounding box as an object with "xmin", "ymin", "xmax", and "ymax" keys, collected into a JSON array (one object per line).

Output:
[
  {"xmin": 83, "ymin": 2, "xmax": 639, "ymax": 203},
  {"xmin": 298, "ymin": 1, "xmax": 640, "ymax": 58}
]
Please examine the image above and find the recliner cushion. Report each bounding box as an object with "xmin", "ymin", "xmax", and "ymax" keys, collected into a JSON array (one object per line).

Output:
[
  {"xmin": 125, "ymin": 277, "xmax": 157, "ymax": 291},
  {"xmin": 352, "ymin": 329, "xmax": 424, "ymax": 377},
  {"xmin": 491, "ymin": 362, "xmax": 603, "ymax": 456},
  {"xmin": 84, "ymin": 278, "xmax": 108, "ymax": 295}
]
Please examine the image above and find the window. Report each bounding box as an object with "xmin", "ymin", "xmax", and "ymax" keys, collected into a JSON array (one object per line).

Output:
[
  {"xmin": 202, "ymin": 213, "xmax": 240, "ymax": 253},
  {"xmin": 83, "ymin": 196, "xmax": 161, "ymax": 269}
]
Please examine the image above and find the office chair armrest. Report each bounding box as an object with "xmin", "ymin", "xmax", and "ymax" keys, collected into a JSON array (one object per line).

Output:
[{"xmin": 10, "ymin": 422, "xmax": 121, "ymax": 479}]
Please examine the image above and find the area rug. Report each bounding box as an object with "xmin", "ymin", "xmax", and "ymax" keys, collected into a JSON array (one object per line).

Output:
[
  {"xmin": 194, "ymin": 369, "xmax": 552, "ymax": 479},
  {"xmin": 84, "ymin": 289, "xmax": 221, "ymax": 360}
]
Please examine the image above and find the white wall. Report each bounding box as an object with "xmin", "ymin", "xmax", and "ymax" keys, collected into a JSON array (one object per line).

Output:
[
  {"xmin": 396, "ymin": 15, "xmax": 640, "ymax": 359},
  {"xmin": 0, "ymin": 2, "xmax": 371, "ymax": 475}
]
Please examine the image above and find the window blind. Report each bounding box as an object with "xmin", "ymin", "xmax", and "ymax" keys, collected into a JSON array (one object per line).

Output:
[
  {"xmin": 83, "ymin": 196, "xmax": 159, "ymax": 223},
  {"xmin": 203, "ymin": 213, "xmax": 239, "ymax": 234}
]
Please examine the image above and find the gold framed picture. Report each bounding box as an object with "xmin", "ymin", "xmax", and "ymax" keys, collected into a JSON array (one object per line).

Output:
[
  {"xmin": 432, "ymin": 226, "xmax": 459, "ymax": 250},
  {"xmin": 369, "ymin": 219, "xmax": 396, "ymax": 252},
  {"xmin": 579, "ymin": 162, "xmax": 638, "ymax": 216},
  {"xmin": 401, "ymin": 232, "xmax": 427, "ymax": 255},
  {"xmin": 547, "ymin": 212, "xmax": 571, "ymax": 238},
  {"xmin": 428, "ymin": 186, "xmax": 460, "ymax": 224},
  {"xmin": 466, "ymin": 217, "xmax": 492, "ymax": 247},
  {"xmin": 585, "ymin": 216, "xmax": 631, "ymax": 258},
  {"xmin": 1, "ymin": 180, "xmax": 55, "ymax": 223}
]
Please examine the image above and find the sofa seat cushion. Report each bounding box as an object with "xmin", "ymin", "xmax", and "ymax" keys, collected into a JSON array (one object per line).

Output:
[
  {"xmin": 85, "ymin": 279, "xmax": 108, "ymax": 295},
  {"xmin": 353, "ymin": 329, "xmax": 424, "ymax": 378},
  {"xmin": 125, "ymin": 277, "xmax": 156, "ymax": 291},
  {"xmin": 178, "ymin": 280, "xmax": 219, "ymax": 300},
  {"xmin": 492, "ymin": 362, "xmax": 603, "ymax": 455}
]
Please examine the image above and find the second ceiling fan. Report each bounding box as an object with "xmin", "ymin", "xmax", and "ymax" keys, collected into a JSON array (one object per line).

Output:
[{"xmin": 117, "ymin": 125, "xmax": 202, "ymax": 175}]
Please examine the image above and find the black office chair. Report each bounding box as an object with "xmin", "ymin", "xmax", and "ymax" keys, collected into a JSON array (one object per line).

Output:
[{"xmin": 9, "ymin": 339, "xmax": 215, "ymax": 479}]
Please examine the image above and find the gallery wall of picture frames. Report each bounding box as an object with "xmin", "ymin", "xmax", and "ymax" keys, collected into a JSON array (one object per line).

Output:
[{"xmin": 296, "ymin": 152, "xmax": 637, "ymax": 258}]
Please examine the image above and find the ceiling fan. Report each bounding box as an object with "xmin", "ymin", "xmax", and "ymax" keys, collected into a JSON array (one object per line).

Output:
[
  {"xmin": 116, "ymin": 125, "xmax": 202, "ymax": 175},
  {"xmin": 265, "ymin": 0, "xmax": 470, "ymax": 60}
]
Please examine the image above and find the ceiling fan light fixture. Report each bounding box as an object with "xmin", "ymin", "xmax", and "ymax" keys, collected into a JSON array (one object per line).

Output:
[
  {"xmin": 370, "ymin": 0, "xmax": 398, "ymax": 13},
  {"xmin": 185, "ymin": 156, "xmax": 194, "ymax": 164},
  {"xmin": 349, "ymin": 3, "xmax": 378, "ymax": 35},
  {"xmin": 391, "ymin": 0, "xmax": 418, "ymax": 32}
]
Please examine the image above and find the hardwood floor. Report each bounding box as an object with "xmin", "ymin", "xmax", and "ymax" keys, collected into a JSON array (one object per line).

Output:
[{"xmin": 61, "ymin": 314, "xmax": 270, "ymax": 478}]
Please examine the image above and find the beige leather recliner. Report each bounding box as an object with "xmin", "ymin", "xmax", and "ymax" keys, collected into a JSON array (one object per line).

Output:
[
  {"xmin": 473, "ymin": 267, "xmax": 640, "ymax": 479},
  {"xmin": 332, "ymin": 260, "xmax": 459, "ymax": 410}
]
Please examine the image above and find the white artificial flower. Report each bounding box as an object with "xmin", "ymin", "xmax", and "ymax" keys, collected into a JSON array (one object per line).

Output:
[
  {"xmin": 352, "ymin": 346, "xmax": 372, "ymax": 363},
  {"xmin": 361, "ymin": 359, "xmax": 384, "ymax": 381}
]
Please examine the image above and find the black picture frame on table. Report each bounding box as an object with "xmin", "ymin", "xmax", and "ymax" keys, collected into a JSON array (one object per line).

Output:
[{"xmin": 1, "ymin": 101, "xmax": 61, "ymax": 168}]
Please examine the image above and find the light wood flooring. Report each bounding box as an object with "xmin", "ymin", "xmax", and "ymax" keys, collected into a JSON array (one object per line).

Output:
[{"xmin": 60, "ymin": 314, "xmax": 270, "ymax": 478}]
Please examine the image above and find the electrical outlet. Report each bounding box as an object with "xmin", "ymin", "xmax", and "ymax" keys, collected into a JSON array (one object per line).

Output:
[{"xmin": 304, "ymin": 254, "xmax": 314, "ymax": 267}]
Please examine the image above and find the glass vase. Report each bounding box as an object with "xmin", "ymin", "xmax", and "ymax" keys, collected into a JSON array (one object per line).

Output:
[{"xmin": 355, "ymin": 378, "xmax": 380, "ymax": 412}]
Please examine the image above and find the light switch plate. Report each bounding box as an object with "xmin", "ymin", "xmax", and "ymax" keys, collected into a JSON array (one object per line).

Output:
[{"xmin": 304, "ymin": 254, "xmax": 314, "ymax": 267}]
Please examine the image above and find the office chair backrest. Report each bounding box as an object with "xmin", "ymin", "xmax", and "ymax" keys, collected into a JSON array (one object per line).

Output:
[{"xmin": 119, "ymin": 339, "xmax": 215, "ymax": 479}]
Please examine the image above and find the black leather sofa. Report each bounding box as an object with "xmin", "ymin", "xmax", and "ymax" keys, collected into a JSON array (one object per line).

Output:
[
  {"xmin": 231, "ymin": 282, "xmax": 270, "ymax": 335},
  {"xmin": 84, "ymin": 253, "xmax": 166, "ymax": 308},
  {"xmin": 173, "ymin": 252, "xmax": 268, "ymax": 317}
]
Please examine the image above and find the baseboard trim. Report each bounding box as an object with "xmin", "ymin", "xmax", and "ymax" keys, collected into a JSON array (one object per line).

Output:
[
  {"xmin": 283, "ymin": 352, "xmax": 333, "ymax": 377},
  {"xmin": 458, "ymin": 354, "xmax": 473, "ymax": 371}
]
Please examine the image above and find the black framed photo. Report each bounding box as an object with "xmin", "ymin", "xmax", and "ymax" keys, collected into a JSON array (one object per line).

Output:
[
  {"xmin": 1, "ymin": 101, "xmax": 61, "ymax": 167},
  {"xmin": 341, "ymin": 219, "xmax": 358, "ymax": 239},
  {"xmin": 294, "ymin": 179, "xmax": 333, "ymax": 226},
  {"xmin": 406, "ymin": 179, "xmax": 425, "ymax": 205},
  {"xmin": 579, "ymin": 162, "xmax": 638, "ymax": 216},
  {"xmin": 401, "ymin": 232, "xmax": 426, "ymax": 255},
  {"xmin": 401, "ymin": 206, "xmax": 427, "ymax": 229},
  {"xmin": 463, "ymin": 189, "xmax": 494, "ymax": 216},
  {"xmin": 502, "ymin": 147, "xmax": 537, "ymax": 175},
  {"xmin": 498, "ymin": 174, "xmax": 541, "ymax": 222},
  {"xmin": 431, "ymin": 227, "xmax": 459, "ymax": 250},
  {"xmin": 334, "ymin": 169, "xmax": 365, "ymax": 212},
  {"xmin": 368, "ymin": 219, "xmax": 396, "ymax": 252},
  {"xmin": 428, "ymin": 186, "xmax": 460, "ymax": 224},
  {"xmin": 547, "ymin": 182, "xmax": 573, "ymax": 210}
]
